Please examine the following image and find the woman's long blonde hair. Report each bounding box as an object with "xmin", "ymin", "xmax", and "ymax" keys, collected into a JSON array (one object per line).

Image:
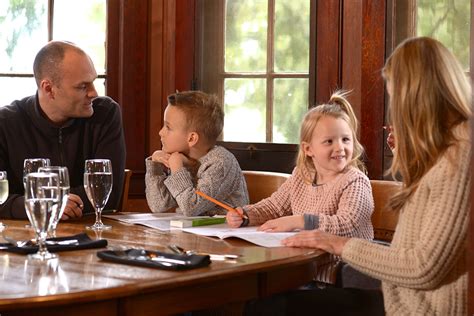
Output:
[
  {"xmin": 383, "ymin": 37, "xmax": 471, "ymax": 211},
  {"xmin": 296, "ymin": 91, "xmax": 365, "ymax": 183}
]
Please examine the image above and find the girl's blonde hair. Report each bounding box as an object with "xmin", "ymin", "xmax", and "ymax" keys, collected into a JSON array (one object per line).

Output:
[
  {"xmin": 296, "ymin": 91, "xmax": 365, "ymax": 183},
  {"xmin": 383, "ymin": 37, "xmax": 471, "ymax": 211}
]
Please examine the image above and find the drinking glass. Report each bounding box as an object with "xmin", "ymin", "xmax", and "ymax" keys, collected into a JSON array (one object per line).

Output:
[
  {"xmin": 84, "ymin": 159, "xmax": 113, "ymax": 230},
  {"xmin": 23, "ymin": 159, "xmax": 50, "ymax": 228},
  {"xmin": 24, "ymin": 172, "xmax": 60, "ymax": 261},
  {"xmin": 0, "ymin": 171, "xmax": 7, "ymax": 229},
  {"xmin": 23, "ymin": 158, "xmax": 51, "ymax": 188},
  {"xmin": 38, "ymin": 166, "xmax": 70, "ymax": 237}
]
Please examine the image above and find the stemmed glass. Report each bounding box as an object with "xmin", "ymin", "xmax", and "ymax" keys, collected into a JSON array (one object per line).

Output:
[
  {"xmin": 0, "ymin": 171, "xmax": 8, "ymax": 229},
  {"xmin": 38, "ymin": 167, "xmax": 70, "ymax": 237},
  {"xmin": 24, "ymin": 172, "xmax": 60, "ymax": 260},
  {"xmin": 23, "ymin": 159, "xmax": 50, "ymax": 228},
  {"xmin": 84, "ymin": 159, "xmax": 113, "ymax": 231},
  {"xmin": 23, "ymin": 158, "xmax": 51, "ymax": 188}
]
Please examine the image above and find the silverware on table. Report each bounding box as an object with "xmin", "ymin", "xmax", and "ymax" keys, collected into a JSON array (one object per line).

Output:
[{"xmin": 167, "ymin": 244, "xmax": 240, "ymax": 261}]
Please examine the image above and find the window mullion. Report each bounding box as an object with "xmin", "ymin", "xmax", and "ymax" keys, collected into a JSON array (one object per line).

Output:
[
  {"xmin": 266, "ymin": 0, "xmax": 275, "ymax": 143},
  {"xmin": 218, "ymin": 0, "xmax": 226, "ymax": 140},
  {"xmin": 48, "ymin": 0, "xmax": 54, "ymax": 41}
]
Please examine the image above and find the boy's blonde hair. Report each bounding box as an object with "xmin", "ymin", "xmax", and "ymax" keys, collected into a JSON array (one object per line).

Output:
[
  {"xmin": 383, "ymin": 37, "xmax": 471, "ymax": 211},
  {"xmin": 296, "ymin": 91, "xmax": 365, "ymax": 183},
  {"xmin": 167, "ymin": 91, "xmax": 224, "ymax": 145}
]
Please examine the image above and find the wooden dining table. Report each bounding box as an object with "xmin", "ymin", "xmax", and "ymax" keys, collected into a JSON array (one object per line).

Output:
[{"xmin": 0, "ymin": 215, "xmax": 327, "ymax": 316}]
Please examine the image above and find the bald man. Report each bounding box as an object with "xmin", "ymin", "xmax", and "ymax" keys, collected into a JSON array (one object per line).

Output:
[{"xmin": 0, "ymin": 41, "xmax": 126, "ymax": 219}]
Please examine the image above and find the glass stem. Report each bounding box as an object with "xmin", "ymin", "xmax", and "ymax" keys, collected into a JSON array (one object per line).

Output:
[
  {"xmin": 37, "ymin": 236, "xmax": 47, "ymax": 255},
  {"xmin": 95, "ymin": 207, "xmax": 103, "ymax": 225}
]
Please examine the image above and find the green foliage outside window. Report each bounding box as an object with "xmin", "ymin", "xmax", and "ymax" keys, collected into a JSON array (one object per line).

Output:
[
  {"xmin": 224, "ymin": 0, "xmax": 310, "ymax": 144},
  {"xmin": 417, "ymin": 0, "xmax": 470, "ymax": 70}
]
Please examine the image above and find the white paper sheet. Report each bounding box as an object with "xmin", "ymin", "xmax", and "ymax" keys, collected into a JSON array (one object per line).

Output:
[{"xmin": 182, "ymin": 224, "xmax": 296, "ymax": 247}]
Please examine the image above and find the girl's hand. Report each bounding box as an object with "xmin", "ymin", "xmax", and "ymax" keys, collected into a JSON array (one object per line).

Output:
[
  {"xmin": 151, "ymin": 150, "xmax": 171, "ymax": 168},
  {"xmin": 258, "ymin": 215, "xmax": 304, "ymax": 232},
  {"xmin": 282, "ymin": 230, "xmax": 349, "ymax": 256},
  {"xmin": 226, "ymin": 207, "xmax": 244, "ymax": 228}
]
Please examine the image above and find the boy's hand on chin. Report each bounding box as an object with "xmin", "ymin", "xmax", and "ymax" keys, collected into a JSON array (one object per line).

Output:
[
  {"xmin": 168, "ymin": 152, "xmax": 189, "ymax": 172},
  {"xmin": 151, "ymin": 150, "xmax": 171, "ymax": 168}
]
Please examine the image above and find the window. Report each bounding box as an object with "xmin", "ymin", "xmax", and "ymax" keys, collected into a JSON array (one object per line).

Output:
[
  {"xmin": 390, "ymin": 0, "xmax": 470, "ymax": 69},
  {"xmin": 197, "ymin": 0, "xmax": 314, "ymax": 144},
  {"xmin": 0, "ymin": 0, "xmax": 106, "ymax": 106},
  {"xmin": 416, "ymin": 0, "xmax": 470, "ymax": 70},
  {"xmin": 384, "ymin": 0, "xmax": 471, "ymax": 176}
]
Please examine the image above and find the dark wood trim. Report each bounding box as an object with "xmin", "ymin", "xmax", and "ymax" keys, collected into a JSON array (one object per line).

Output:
[
  {"xmin": 219, "ymin": 142, "xmax": 298, "ymax": 174},
  {"xmin": 314, "ymin": 0, "xmax": 341, "ymax": 105},
  {"xmin": 176, "ymin": 0, "xmax": 196, "ymax": 91},
  {"xmin": 105, "ymin": 0, "xmax": 119, "ymax": 100},
  {"xmin": 341, "ymin": 0, "xmax": 386, "ymax": 179},
  {"xmin": 106, "ymin": 0, "xmax": 150, "ymax": 198}
]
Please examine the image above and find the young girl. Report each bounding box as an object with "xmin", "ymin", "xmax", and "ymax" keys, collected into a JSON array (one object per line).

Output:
[
  {"xmin": 271, "ymin": 37, "xmax": 471, "ymax": 315},
  {"xmin": 227, "ymin": 91, "xmax": 374, "ymax": 284}
]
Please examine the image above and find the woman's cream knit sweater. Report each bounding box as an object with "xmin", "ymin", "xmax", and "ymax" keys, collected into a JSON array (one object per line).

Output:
[{"xmin": 342, "ymin": 140, "xmax": 470, "ymax": 315}]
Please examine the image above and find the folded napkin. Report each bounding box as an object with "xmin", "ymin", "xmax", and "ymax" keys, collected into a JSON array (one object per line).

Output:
[
  {"xmin": 97, "ymin": 248, "xmax": 211, "ymax": 270},
  {"xmin": 0, "ymin": 233, "xmax": 107, "ymax": 254}
]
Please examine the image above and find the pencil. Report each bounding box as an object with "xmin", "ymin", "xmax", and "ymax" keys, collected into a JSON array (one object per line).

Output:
[{"xmin": 195, "ymin": 190, "xmax": 248, "ymax": 219}]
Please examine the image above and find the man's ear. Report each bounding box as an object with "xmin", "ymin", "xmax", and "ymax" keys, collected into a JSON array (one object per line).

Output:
[
  {"xmin": 188, "ymin": 132, "xmax": 199, "ymax": 147},
  {"xmin": 40, "ymin": 79, "xmax": 55, "ymax": 99},
  {"xmin": 301, "ymin": 141, "xmax": 312, "ymax": 157}
]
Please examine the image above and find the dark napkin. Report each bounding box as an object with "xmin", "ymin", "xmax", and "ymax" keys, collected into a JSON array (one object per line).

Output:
[
  {"xmin": 97, "ymin": 248, "xmax": 211, "ymax": 270},
  {"xmin": 0, "ymin": 233, "xmax": 107, "ymax": 254}
]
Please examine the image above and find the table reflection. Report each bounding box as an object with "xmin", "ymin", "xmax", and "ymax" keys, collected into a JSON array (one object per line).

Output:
[{"xmin": 24, "ymin": 258, "xmax": 69, "ymax": 296}]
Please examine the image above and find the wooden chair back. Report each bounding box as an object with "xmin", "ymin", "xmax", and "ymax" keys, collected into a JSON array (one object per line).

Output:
[
  {"xmin": 118, "ymin": 169, "xmax": 133, "ymax": 212},
  {"xmin": 370, "ymin": 180, "xmax": 402, "ymax": 242},
  {"xmin": 243, "ymin": 170, "xmax": 291, "ymax": 204}
]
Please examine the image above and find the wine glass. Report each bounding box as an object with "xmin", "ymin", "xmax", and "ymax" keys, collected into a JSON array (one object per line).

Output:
[
  {"xmin": 24, "ymin": 172, "xmax": 60, "ymax": 261},
  {"xmin": 0, "ymin": 171, "xmax": 7, "ymax": 229},
  {"xmin": 38, "ymin": 166, "xmax": 70, "ymax": 237},
  {"xmin": 84, "ymin": 159, "xmax": 113, "ymax": 230}
]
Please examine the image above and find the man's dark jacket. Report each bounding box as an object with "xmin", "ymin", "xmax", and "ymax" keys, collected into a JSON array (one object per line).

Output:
[{"xmin": 0, "ymin": 94, "xmax": 126, "ymax": 219}]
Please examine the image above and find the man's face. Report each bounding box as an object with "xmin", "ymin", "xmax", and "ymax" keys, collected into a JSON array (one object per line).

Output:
[{"xmin": 49, "ymin": 50, "xmax": 98, "ymax": 123}]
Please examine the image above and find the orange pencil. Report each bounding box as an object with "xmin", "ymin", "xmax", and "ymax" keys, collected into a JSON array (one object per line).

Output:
[{"xmin": 195, "ymin": 190, "xmax": 248, "ymax": 219}]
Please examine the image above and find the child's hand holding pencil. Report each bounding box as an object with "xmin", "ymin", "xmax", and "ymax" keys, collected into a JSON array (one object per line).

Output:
[
  {"xmin": 226, "ymin": 207, "xmax": 247, "ymax": 228},
  {"xmin": 195, "ymin": 190, "xmax": 249, "ymax": 228}
]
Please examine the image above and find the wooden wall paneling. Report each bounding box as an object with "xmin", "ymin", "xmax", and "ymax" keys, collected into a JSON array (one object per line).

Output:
[
  {"xmin": 341, "ymin": 0, "xmax": 386, "ymax": 179},
  {"xmin": 175, "ymin": 0, "xmax": 196, "ymax": 91},
  {"xmin": 106, "ymin": 0, "xmax": 150, "ymax": 206},
  {"xmin": 148, "ymin": 0, "xmax": 177, "ymax": 157},
  {"xmin": 125, "ymin": 0, "xmax": 180, "ymax": 211},
  {"xmin": 106, "ymin": 1, "xmax": 119, "ymax": 101},
  {"xmin": 314, "ymin": 0, "xmax": 342, "ymax": 105}
]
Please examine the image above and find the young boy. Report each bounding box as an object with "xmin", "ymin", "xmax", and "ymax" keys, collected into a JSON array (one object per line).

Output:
[{"xmin": 145, "ymin": 91, "xmax": 249, "ymax": 216}]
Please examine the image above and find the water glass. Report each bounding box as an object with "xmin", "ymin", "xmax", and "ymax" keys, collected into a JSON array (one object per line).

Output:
[
  {"xmin": 0, "ymin": 171, "xmax": 7, "ymax": 229},
  {"xmin": 84, "ymin": 159, "xmax": 113, "ymax": 230},
  {"xmin": 24, "ymin": 172, "xmax": 60, "ymax": 261},
  {"xmin": 23, "ymin": 158, "xmax": 51, "ymax": 188},
  {"xmin": 38, "ymin": 166, "xmax": 70, "ymax": 237}
]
